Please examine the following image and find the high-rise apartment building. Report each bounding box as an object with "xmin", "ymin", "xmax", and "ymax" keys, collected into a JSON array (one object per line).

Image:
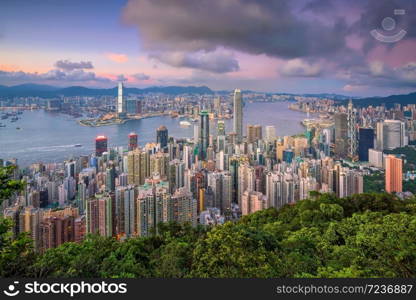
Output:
[{"xmin": 385, "ymin": 155, "xmax": 403, "ymax": 193}]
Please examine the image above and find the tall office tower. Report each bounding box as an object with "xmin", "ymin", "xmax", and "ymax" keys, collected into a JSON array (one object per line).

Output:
[
  {"xmin": 214, "ymin": 97, "xmax": 221, "ymax": 116},
  {"xmin": 128, "ymin": 132, "xmax": 138, "ymax": 151},
  {"xmin": 127, "ymin": 149, "xmax": 150, "ymax": 186},
  {"xmin": 95, "ymin": 135, "xmax": 108, "ymax": 157},
  {"xmin": 377, "ymin": 120, "xmax": 406, "ymax": 150},
  {"xmin": 233, "ymin": 89, "xmax": 243, "ymax": 143},
  {"xmin": 385, "ymin": 155, "xmax": 403, "ymax": 193},
  {"xmin": 334, "ymin": 113, "xmax": 348, "ymax": 157},
  {"xmin": 199, "ymin": 110, "xmax": 209, "ymax": 160},
  {"xmin": 347, "ymin": 100, "xmax": 358, "ymax": 160},
  {"xmin": 358, "ymin": 128, "xmax": 374, "ymax": 161},
  {"xmin": 265, "ymin": 126, "xmax": 276, "ymax": 142},
  {"xmin": 156, "ymin": 125, "xmax": 168, "ymax": 151},
  {"xmin": 247, "ymin": 124, "xmax": 262, "ymax": 143},
  {"xmin": 117, "ymin": 82, "xmax": 126, "ymax": 117}
]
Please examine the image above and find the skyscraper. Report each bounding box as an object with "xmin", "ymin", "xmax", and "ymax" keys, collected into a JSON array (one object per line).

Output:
[
  {"xmin": 199, "ymin": 110, "xmax": 209, "ymax": 160},
  {"xmin": 117, "ymin": 82, "xmax": 126, "ymax": 117},
  {"xmin": 247, "ymin": 124, "xmax": 262, "ymax": 143},
  {"xmin": 334, "ymin": 113, "xmax": 348, "ymax": 157},
  {"xmin": 358, "ymin": 128, "xmax": 374, "ymax": 161},
  {"xmin": 128, "ymin": 132, "xmax": 138, "ymax": 151},
  {"xmin": 156, "ymin": 125, "xmax": 168, "ymax": 151},
  {"xmin": 347, "ymin": 100, "xmax": 358, "ymax": 160},
  {"xmin": 377, "ymin": 120, "xmax": 406, "ymax": 150},
  {"xmin": 233, "ymin": 89, "xmax": 243, "ymax": 143},
  {"xmin": 265, "ymin": 126, "xmax": 276, "ymax": 142},
  {"xmin": 95, "ymin": 135, "xmax": 108, "ymax": 157},
  {"xmin": 385, "ymin": 155, "xmax": 403, "ymax": 193}
]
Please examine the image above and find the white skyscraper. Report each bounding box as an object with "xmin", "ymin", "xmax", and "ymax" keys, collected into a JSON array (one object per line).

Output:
[
  {"xmin": 233, "ymin": 89, "xmax": 243, "ymax": 143},
  {"xmin": 377, "ymin": 120, "xmax": 405, "ymax": 150},
  {"xmin": 117, "ymin": 82, "xmax": 126, "ymax": 116}
]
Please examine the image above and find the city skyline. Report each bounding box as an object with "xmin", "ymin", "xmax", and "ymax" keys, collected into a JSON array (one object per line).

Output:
[{"xmin": 1, "ymin": 0, "xmax": 416, "ymax": 96}]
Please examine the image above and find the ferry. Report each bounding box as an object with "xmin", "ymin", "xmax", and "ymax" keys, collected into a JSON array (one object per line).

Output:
[{"xmin": 179, "ymin": 120, "xmax": 192, "ymax": 127}]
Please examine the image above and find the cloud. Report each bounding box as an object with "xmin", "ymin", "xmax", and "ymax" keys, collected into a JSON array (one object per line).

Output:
[
  {"xmin": 369, "ymin": 61, "xmax": 385, "ymax": 77},
  {"xmin": 343, "ymin": 84, "xmax": 367, "ymax": 92},
  {"xmin": 280, "ymin": 59, "xmax": 322, "ymax": 77},
  {"xmin": 123, "ymin": 0, "xmax": 347, "ymax": 59},
  {"xmin": 55, "ymin": 60, "xmax": 94, "ymax": 71},
  {"xmin": 0, "ymin": 69, "xmax": 110, "ymax": 84},
  {"xmin": 133, "ymin": 73, "xmax": 150, "ymax": 80},
  {"xmin": 105, "ymin": 53, "xmax": 129, "ymax": 63},
  {"xmin": 150, "ymin": 50, "xmax": 239, "ymax": 73}
]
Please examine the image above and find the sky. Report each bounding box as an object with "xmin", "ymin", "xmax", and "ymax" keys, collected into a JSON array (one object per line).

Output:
[{"xmin": 1, "ymin": 0, "xmax": 416, "ymax": 96}]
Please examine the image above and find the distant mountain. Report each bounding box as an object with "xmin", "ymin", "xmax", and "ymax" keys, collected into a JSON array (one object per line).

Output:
[
  {"xmin": 0, "ymin": 84, "xmax": 214, "ymax": 97},
  {"xmin": 301, "ymin": 93, "xmax": 354, "ymax": 100},
  {"xmin": 336, "ymin": 92, "xmax": 416, "ymax": 108}
]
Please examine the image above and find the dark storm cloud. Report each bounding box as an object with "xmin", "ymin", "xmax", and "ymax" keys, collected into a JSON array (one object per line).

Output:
[
  {"xmin": 351, "ymin": 0, "xmax": 416, "ymax": 52},
  {"xmin": 150, "ymin": 50, "xmax": 240, "ymax": 73},
  {"xmin": 123, "ymin": 0, "xmax": 348, "ymax": 60},
  {"xmin": 55, "ymin": 60, "xmax": 94, "ymax": 71},
  {"xmin": 301, "ymin": 0, "xmax": 334, "ymax": 13}
]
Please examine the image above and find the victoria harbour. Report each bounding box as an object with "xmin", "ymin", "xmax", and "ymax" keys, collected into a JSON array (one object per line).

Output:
[{"xmin": 0, "ymin": 101, "xmax": 307, "ymax": 166}]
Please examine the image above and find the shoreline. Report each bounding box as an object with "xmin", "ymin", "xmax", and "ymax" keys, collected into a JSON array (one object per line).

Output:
[{"xmin": 78, "ymin": 112, "xmax": 170, "ymax": 127}]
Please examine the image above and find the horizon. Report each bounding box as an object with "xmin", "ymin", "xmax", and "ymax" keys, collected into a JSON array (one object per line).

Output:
[
  {"xmin": 1, "ymin": 82, "xmax": 415, "ymax": 99},
  {"xmin": 1, "ymin": 0, "xmax": 416, "ymax": 97}
]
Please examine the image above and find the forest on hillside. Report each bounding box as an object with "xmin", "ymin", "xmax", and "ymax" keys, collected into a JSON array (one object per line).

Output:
[{"xmin": 1, "ymin": 166, "xmax": 416, "ymax": 278}]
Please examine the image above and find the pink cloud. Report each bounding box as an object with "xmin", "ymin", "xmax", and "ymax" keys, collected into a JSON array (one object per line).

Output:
[
  {"xmin": 367, "ymin": 39, "xmax": 416, "ymax": 68},
  {"xmin": 105, "ymin": 53, "xmax": 129, "ymax": 63}
]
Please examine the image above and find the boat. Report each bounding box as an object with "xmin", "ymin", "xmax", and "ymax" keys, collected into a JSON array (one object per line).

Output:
[
  {"xmin": 16, "ymin": 127, "xmax": 21, "ymax": 130},
  {"xmin": 0, "ymin": 123, "xmax": 5, "ymax": 127},
  {"xmin": 1, "ymin": 115, "xmax": 7, "ymax": 120},
  {"xmin": 11, "ymin": 116, "xmax": 18, "ymax": 122},
  {"xmin": 179, "ymin": 120, "xmax": 192, "ymax": 126},
  {"xmin": 74, "ymin": 144, "xmax": 82, "ymax": 147}
]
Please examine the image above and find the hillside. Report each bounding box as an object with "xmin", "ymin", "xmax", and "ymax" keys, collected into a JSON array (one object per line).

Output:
[
  {"xmin": 337, "ymin": 92, "xmax": 416, "ymax": 108},
  {"xmin": 1, "ymin": 192, "xmax": 415, "ymax": 278}
]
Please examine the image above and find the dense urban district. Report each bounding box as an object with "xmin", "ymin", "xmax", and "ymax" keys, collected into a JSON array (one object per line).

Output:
[{"xmin": 1, "ymin": 84, "xmax": 416, "ymax": 278}]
